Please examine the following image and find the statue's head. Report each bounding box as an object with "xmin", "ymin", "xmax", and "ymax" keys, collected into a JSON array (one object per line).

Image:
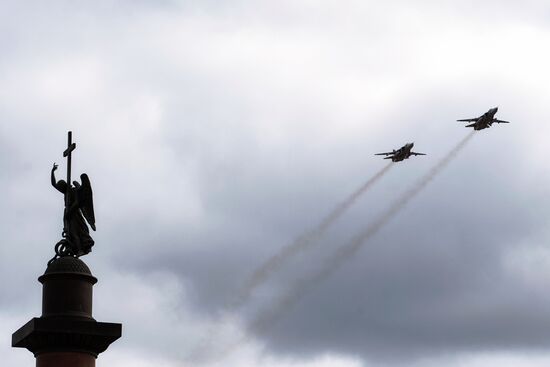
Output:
[{"xmin": 56, "ymin": 180, "xmax": 68, "ymax": 191}]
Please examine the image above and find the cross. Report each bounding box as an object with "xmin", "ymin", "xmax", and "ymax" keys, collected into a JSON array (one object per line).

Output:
[{"xmin": 63, "ymin": 131, "xmax": 76, "ymax": 187}]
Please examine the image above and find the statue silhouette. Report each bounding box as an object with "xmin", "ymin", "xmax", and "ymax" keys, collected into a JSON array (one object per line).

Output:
[{"xmin": 51, "ymin": 163, "xmax": 96, "ymax": 257}]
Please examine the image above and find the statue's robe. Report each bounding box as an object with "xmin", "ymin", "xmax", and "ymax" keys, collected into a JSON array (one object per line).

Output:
[{"xmin": 64, "ymin": 188, "xmax": 94, "ymax": 256}]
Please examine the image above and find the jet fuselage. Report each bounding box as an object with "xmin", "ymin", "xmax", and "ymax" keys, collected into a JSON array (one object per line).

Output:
[
  {"xmin": 471, "ymin": 107, "xmax": 498, "ymax": 130},
  {"xmin": 459, "ymin": 107, "xmax": 511, "ymax": 130},
  {"xmin": 375, "ymin": 142, "xmax": 426, "ymax": 162},
  {"xmin": 390, "ymin": 143, "xmax": 415, "ymax": 162}
]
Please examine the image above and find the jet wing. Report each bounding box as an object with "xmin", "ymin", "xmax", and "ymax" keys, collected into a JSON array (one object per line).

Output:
[
  {"xmin": 457, "ymin": 118, "xmax": 477, "ymax": 122},
  {"xmin": 410, "ymin": 152, "xmax": 426, "ymax": 156},
  {"xmin": 494, "ymin": 119, "xmax": 510, "ymax": 124},
  {"xmin": 375, "ymin": 152, "xmax": 394, "ymax": 156}
]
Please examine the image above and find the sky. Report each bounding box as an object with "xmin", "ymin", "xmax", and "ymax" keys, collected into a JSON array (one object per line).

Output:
[{"xmin": 2, "ymin": 1, "xmax": 550, "ymax": 366}]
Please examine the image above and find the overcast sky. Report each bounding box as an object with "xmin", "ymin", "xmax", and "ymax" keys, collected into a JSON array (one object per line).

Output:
[{"xmin": 2, "ymin": 1, "xmax": 550, "ymax": 366}]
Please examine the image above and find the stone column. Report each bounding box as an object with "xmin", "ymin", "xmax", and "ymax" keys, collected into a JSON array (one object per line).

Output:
[{"xmin": 12, "ymin": 256, "xmax": 122, "ymax": 367}]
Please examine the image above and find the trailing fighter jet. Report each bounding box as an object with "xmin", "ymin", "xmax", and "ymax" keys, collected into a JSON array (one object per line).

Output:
[
  {"xmin": 375, "ymin": 143, "xmax": 426, "ymax": 162},
  {"xmin": 457, "ymin": 107, "xmax": 510, "ymax": 130}
]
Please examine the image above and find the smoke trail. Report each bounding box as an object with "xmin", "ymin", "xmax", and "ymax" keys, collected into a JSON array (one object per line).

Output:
[
  {"xmin": 199, "ymin": 131, "xmax": 474, "ymax": 361},
  {"xmin": 232, "ymin": 162, "xmax": 394, "ymax": 310},
  {"xmin": 185, "ymin": 163, "xmax": 393, "ymax": 363},
  {"xmin": 250, "ymin": 131, "xmax": 475, "ymax": 336}
]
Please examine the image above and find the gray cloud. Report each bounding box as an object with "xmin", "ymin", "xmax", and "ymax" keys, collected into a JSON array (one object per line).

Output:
[{"xmin": 2, "ymin": 1, "xmax": 550, "ymax": 367}]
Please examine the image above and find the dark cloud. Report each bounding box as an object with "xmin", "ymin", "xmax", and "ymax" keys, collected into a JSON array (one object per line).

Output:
[
  {"xmin": 109, "ymin": 86, "xmax": 550, "ymax": 365},
  {"xmin": 2, "ymin": 2, "xmax": 550, "ymax": 367}
]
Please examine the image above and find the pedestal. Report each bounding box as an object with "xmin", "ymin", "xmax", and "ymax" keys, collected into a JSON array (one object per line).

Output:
[{"xmin": 12, "ymin": 257, "xmax": 122, "ymax": 366}]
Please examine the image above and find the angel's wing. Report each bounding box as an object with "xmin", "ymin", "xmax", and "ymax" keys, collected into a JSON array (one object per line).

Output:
[{"xmin": 78, "ymin": 174, "xmax": 96, "ymax": 231}]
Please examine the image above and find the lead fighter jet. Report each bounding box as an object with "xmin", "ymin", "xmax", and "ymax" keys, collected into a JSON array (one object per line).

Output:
[
  {"xmin": 457, "ymin": 107, "xmax": 510, "ymax": 130},
  {"xmin": 375, "ymin": 143, "xmax": 426, "ymax": 162}
]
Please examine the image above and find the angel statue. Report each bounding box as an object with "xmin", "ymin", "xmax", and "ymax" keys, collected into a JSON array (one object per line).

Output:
[{"xmin": 51, "ymin": 162, "xmax": 96, "ymax": 257}]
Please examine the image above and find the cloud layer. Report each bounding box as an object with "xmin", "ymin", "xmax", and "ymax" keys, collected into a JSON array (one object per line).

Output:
[{"xmin": 2, "ymin": 1, "xmax": 550, "ymax": 366}]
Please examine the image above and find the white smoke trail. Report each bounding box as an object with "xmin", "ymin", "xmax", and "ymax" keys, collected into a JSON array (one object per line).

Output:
[
  {"xmin": 232, "ymin": 162, "xmax": 394, "ymax": 310},
  {"xmin": 185, "ymin": 163, "xmax": 394, "ymax": 363},
  {"xmin": 196, "ymin": 131, "xmax": 474, "ymax": 361},
  {"xmin": 250, "ymin": 131, "xmax": 476, "ymax": 336}
]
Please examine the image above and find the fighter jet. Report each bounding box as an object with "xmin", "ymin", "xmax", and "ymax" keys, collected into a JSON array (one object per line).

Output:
[
  {"xmin": 375, "ymin": 143, "xmax": 426, "ymax": 162},
  {"xmin": 457, "ymin": 107, "xmax": 510, "ymax": 130}
]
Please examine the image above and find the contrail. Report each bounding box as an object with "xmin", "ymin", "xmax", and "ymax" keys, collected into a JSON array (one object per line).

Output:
[
  {"xmin": 185, "ymin": 163, "xmax": 393, "ymax": 363},
  {"xmin": 232, "ymin": 162, "xmax": 394, "ymax": 310},
  {"xmin": 250, "ymin": 130, "xmax": 476, "ymax": 336},
  {"xmin": 197, "ymin": 131, "xmax": 474, "ymax": 361}
]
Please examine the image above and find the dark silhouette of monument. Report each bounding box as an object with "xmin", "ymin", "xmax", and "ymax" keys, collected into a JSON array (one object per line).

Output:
[{"xmin": 12, "ymin": 131, "xmax": 122, "ymax": 367}]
